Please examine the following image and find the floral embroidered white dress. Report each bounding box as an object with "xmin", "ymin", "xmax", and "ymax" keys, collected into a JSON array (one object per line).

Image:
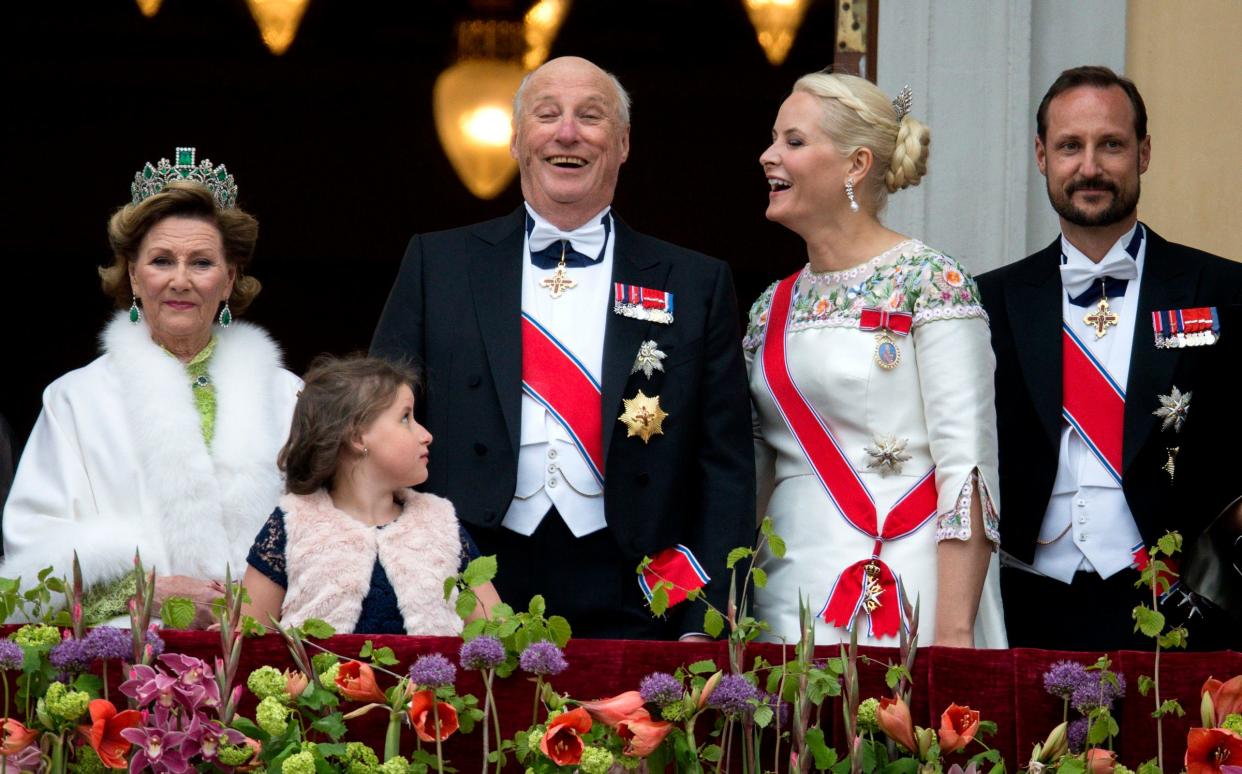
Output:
[{"xmin": 745, "ymin": 240, "xmax": 1007, "ymax": 647}]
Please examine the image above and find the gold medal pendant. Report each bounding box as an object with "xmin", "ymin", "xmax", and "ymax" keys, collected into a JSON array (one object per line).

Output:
[
  {"xmin": 1084, "ymin": 296, "xmax": 1119, "ymax": 339},
  {"xmin": 539, "ymin": 242, "xmax": 577, "ymax": 299},
  {"xmin": 618, "ymin": 389, "xmax": 668, "ymax": 443},
  {"xmin": 873, "ymin": 332, "xmax": 901, "ymax": 370}
]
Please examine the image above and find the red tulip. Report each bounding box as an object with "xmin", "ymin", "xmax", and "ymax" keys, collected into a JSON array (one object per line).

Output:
[
  {"xmin": 82, "ymin": 699, "xmax": 142, "ymax": 769},
  {"xmin": 580, "ymin": 691, "xmax": 645, "ymax": 728},
  {"xmin": 335, "ymin": 661, "xmax": 387, "ymax": 703},
  {"xmin": 877, "ymin": 696, "xmax": 918, "ymax": 753},
  {"xmin": 938, "ymin": 703, "xmax": 982, "ymax": 754},
  {"xmin": 616, "ymin": 709, "xmax": 674, "ymax": 757},
  {"xmin": 0, "ymin": 718, "xmax": 38, "ymax": 755},
  {"xmin": 408, "ymin": 689, "xmax": 459, "ymax": 742},
  {"xmin": 1085, "ymin": 748, "xmax": 1117, "ymax": 774},
  {"xmin": 1187, "ymin": 728, "xmax": 1242, "ymax": 774},
  {"xmin": 1203, "ymin": 676, "xmax": 1242, "ymax": 727},
  {"xmin": 540, "ymin": 707, "xmax": 592, "ymax": 766}
]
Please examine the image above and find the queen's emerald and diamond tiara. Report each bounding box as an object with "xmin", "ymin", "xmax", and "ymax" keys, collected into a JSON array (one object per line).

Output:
[{"xmin": 130, "ymin": 147, "xmax": 238, "ymax": 209}]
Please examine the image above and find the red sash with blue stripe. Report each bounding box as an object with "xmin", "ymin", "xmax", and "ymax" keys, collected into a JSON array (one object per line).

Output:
[
  {"xmin": 521, "ymin": 312, "xmax": 604, "ymax": 485},
  {"xmin": 639, "ymin": 545, "xmax": 711, "ymax": 607},
  {"xmin": 760, "ymin": 273, "xmax": 938, "ymax": 638},
  {"xmin": 1061, "ymin": 323, "xmax": 1124, "ymax": 484}
]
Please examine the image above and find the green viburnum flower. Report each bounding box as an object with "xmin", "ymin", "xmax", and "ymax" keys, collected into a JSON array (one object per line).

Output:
[
  {"xmin": 527, "ymin": 728, "xmax": 545, "ymax": 751},
  {"xmin": 282, "ymin": 750, "xmax": 316, "ymax": 774},
  {"xmin": 857, "ymin": 697, "xmax": 880, "ymax": 733},
  {"xmin": 660, "ymin": 702, "xmax": 688, "ymax": 722},
  {"xmin": 1114, "ymin": 764, "xmax": 1135, "ymax": 774},
  {"xmin": 248, "ymin": 665, "xmax": 291, "ymax": 702},
  {"xmin": 46, "ymin": 681, "xmax": 91, "ymax": 723},
  {"xmin": 379, "ymin": 755, "xmax": 411, "ymax": 774},
  {"xmin": 1223, "ymin": 713, "xmax": 1242, "ymax": 734},
  {"xmin": 70, "ymin": 746, "xmax": 107, "ymax": 774},
  {"xmin": 319, "ymin": 662, "xmax": 341, "ymax": 692},
  {"xmin": 341, "ymin": 741, "xmax": 379, "ymax": 774},
  {"xmin": 216, "ymin": 744, "xmax": 255, "ymax": 767},
  {"xmin": 578, "ymin": 746, "xmax": 614, "ymax": 774},
  {"xmin": 256, "ymin": 695, "xmax": 290, "ymax": 736},
  {"xmin": 12, "ymin": 624, "xmax": 61, "ymax": 649},
  {"xmin": 617, "ymin": 756, "xmax": 641, "ymax": 770}
]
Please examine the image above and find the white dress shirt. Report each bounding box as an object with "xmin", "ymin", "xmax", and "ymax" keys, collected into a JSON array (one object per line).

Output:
[
  {"xmin": 1033, "ymin": 223, "xmax": 1147, "ymax": 582},
  {"xmin": 501, "ymin": 203, "xmax": 614, "ymax": 537}
]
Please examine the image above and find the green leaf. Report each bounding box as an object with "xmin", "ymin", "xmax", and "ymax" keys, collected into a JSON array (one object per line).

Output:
[
  {"xmin": 491, "ymin": 602, "xmax": 515, "ymax": 618},
  {"xmin": 807, "ymin": 727, "xmax": 836, "ymax": 770},
  {"xmin": 461, "ymin": 619, "xmax": 487, "ymax": 641},
  {"xmin": 882, "ymin": 759, "xmax": 919, "ymax": 774},
  {"xmin": 462, "ymin": 555, "xmax": 498, "ymax": 588},
  {"xmin": 311, "ymin": 712, "xmax": 348, "ymax": 741},
  {"xmin": 753, "ymin": 703, "xmax": 774, "ymax": 728},
  {"xmin": 1138, "ymin": 674, "xmax": 1154, "ymax": 697},
  {"xmin": 371, "ymin": 646, "xmax": 399, "ymax": 667},
  {"xmin": 885, "ymin": 664, "xmax": 910, "ymax": 690},
  {"xmin": 1058, "ymin": 756, "xmax": 1086, "ymax": 774},
  {"xmin": 703, "ymin": 607, "xmax": 724, "ymax": 638},
  {"xmin": 241, "ymin": 615, "xmax": 267, "ymax": 638},
  {"xmin": 760, "ymin": 516, "xmax": 775, "ymax": 536},
  {"xmin": 726, "ymin": 547, "xmax": 753, "ymax": 570},
  {"xmin": 359, "ymin": 640, "xmax": 374, "ymax": 659},
  {"xmin": 688, "ymin": 659, "xmax": 718, "ymax": 675},
  {"xmin": 230, "ymin": 716, "xmax": 266, "ymax": 742},
  {"xmin": 300, "ymin": 618, "xmax": 336, "ymax": 639},
  {"xmin": 1156, "ymin": 532, "xmax": 1181, "ymax": 557},
  {"xmin": 701, "ymin": 744, "xmax": 723, "ymax": 762},
  {"xmin": 1159, "ymin": 627, "xmax": 1189, "ymax": 650},
  {"xmin": 977, "ymin": 719, "xmax": 998, "ymax": 738},
  {"xmin": 298, "ymin": 682, "xmax": 339, "ymax": 712},
  {"xmin": 456, "ymin": 589, "xmax": 479, "ymax": 619},
  {"xmin": 752, "ymin": 567, "xmax": 768, "ymax": 589},
  {"xmin": 768, "ymin": 534, "xmax": 787, "ymax": 559},
  {"xmin": 159, "ymin": 596, "xmax": 196, "ymax": 630},
  {"xmin": 44, "ymin": 576, "xmax": 66, "ymax": 593},
  {"xmin": 649, "ymin": 585, "xmax": 669, "ymax": 617},
  {"xmin": 1136, "ymin": 759, "xmax": 1162, "ymax": 774},
  {"xmin": 443, "ymin": 575, "xmax": 458, "ymax": 600},
  {"xmin": 1132, "ymin": 605, "xmax": 1164, "ymax": 637},
  {"xmin": 73, "ymin": 672, "xmax": 104, "ymax": 697},
  {"xmin": 1153, "ymin": 699, "xmax": 1185, "ymax": 718},
  {"xmin": 547, "ymin": 615, "xmax": 572, "ymax": 647},
  {"xmin": 527, "ymin": 594, "xmax": 546, "ymax": 617}
]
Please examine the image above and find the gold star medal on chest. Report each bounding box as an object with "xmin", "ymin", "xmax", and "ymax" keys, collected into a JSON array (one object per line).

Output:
[
  {"xmin": 539, "ymin": 242, "xmax": 577, "ymax": 299},
  {"xmin": 618, "ymin": 389, "xmax": 668, "ymax": 443},
  {"xmin": 859, "ymin": 307, "xmax": 913, "ymax": 370}
]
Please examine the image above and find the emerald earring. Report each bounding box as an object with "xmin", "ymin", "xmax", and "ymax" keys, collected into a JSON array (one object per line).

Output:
[
  {"xmin": 218, "ymin": 301, "xmax": 232, "ymax": 328},
  {"xmin": 129, "ymin": 297, "xmax": 142, "ymax": 324}
]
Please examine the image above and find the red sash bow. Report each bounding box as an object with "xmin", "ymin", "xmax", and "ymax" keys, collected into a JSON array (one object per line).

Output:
[
  {"xmin": 859, "ymin": 307, "xmax": 914, "ymax": 336},
  {"xmin": 761, "ymin": 274, "xmax": 937, "ymax": 638},
  {"xmin": 521, "ymin": 313, "xmax": 604, "ymax": 485}
]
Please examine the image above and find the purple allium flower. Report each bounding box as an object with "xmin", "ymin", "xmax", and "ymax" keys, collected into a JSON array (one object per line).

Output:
[
  {"xmin": 708, "ymin": 674, "xmax": 758, "ymax": 717},
  {"xmin": 639, "ymin": 672, "xmax": 683, "ymax": 706},
  {"xmin": 460, "ymin": 636, "xmax": 506, "ymax": 671},
  {"xmin": 0, "ymin": 639, "xmax": 26, "ymax": 671},
  {"xmin": 518, "ymin": 641, "xmax": 567, "ymax": 676},
  {"xmin": 83, "ymin": 627, "xmax": 132, "ymax": 662},
  {"xmin": 1043, "ymin": 660, "xmax": 1090, "ymax": 700},
  {"xmin": 49, "ymin": 637, "xmax": 91, "ymax": 671},
  {"xmin": 1068, "ymin": 717, "xmax": 1089, "ymax": 753},
  {"xmin": 409, "ymin": 653, "xmax": 457, "ymax": 688},
  {"xmin": 1071, "ymin": 672, "xmax": 1126, "ymax": 714}
]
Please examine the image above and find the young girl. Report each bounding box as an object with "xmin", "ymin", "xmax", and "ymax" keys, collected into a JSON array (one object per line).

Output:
[{"xmin": 242, "ymin": 355, "xmax": 500, "ymax": 634}]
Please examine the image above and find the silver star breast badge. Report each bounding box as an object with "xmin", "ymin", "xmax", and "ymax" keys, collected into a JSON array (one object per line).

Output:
[
  {"xmin": 864, "ymin": 434, "xmax": 912, "ymax": 476},
  {"xmin": 631, "ymin": 340, "xmax": 667, "ymax": 378},
  {"xmin": 1153, "ymin": 386, "xmax": 1192, "ymax": 433}
]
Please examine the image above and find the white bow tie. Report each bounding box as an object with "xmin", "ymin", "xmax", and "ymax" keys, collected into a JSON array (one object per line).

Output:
[
  {"xmin": 528, "ymin": 213, "xmax": 610, "ymax": 259},
  {"xmin": 1059, "ymin": 226, "xmax": 1143, "ymax": 299}
]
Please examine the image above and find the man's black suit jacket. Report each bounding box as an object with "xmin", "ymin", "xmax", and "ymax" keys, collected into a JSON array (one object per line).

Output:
[
  {"xmin": 978, "ymin": 226, "xmax": 1242, "ymax": 572},
  {"xmin": 370, "ymin": 207, "xmax": 756, "ymax": 636}
]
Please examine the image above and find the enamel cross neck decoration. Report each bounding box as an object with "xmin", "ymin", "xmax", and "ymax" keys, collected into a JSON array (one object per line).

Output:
[
  {"xmin": 539, "ymin": 242, "xmax": 578, "ymax": 299},
  {"xmin": 1083, "ymin": 279, "xmax": 1120, "ymax": 338}
]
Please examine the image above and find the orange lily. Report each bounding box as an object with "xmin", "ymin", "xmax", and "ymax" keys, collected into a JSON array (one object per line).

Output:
[
  {"xmin": 335, "ymin": 661, "xmax": 387, "ymax": 703},
  {"xmin": 408, "ymin": 689, "xmax": 459, "ymax": 743},
  {"xmin": 82, "ymin": 699, "xmax": 142, "ymax": 769},
  {"xmin": 877, "ymin": 696, "xmax": 918, "ymax": 753},
  {"xmin": 540, "ymin": 707, "xmax": 592, "ymax": 766},
  {"xmin": 1085, "ymin": 748, "xmax": 1117, "ymax": 774},
  {"xmin": 938, "ymin": 703, "xmax": 982, "ymax": 754},
  {"xmin": 616, "ymin": 708, "xmax": 674, "ymax": 757},
  {"xmin": 1186, "ymin": 728, "xmax": 1242, "ymax": 774},
  {"xmin": 580, "ymin": 691, "xmax": 645, "ymax": 728},
  {"xmin": 1202, "ymin": 676, "xmax": 1242, "ymax": 727},
  {"xmin": 0, "ymin": 718, "xmax": 38, "ymax": 755}
]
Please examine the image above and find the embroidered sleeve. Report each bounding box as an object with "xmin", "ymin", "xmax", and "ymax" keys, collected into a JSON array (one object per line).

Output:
[
  {"xmin": 905, "ymin": 251, "xmax": 989, "ymax": 328},
  {"xmin": 742, "ymin": 282, "xmax": 779, "ymax": 352},
  {"xmin": 246, "ymin": 508, "xmax": 289, "ymax": 589},
  {"xmin": 935, "ymin": 469, "xmax": 1000, "ymax": 544},
  {"xmin": 458, "ymin": 525, "xmax": 481, "ymax": 574}
]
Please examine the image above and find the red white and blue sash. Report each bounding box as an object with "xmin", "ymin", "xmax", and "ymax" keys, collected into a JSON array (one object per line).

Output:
[
  {"xmin": 1061, "ymin": 323, "xmax": 1125, "ymax": 485},
  {"xmin": 1131, "ymin": 542, "xmax": 1179, "ymax": 599},
  {"xmin": 639, "ymin": 544, "xmax": 710, "ymax": 607},
  {"xmin": 521, "ymin": 312, "xmax": 604, "ymax": 486},
  {"xmin": 759, "ymin": 273, "xmax": 938, "ymax": 638}
]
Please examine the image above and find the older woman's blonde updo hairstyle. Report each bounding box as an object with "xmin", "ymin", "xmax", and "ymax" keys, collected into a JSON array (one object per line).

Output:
[
  {"xmin": 100, "ymin": 180, "xmax": 262, "ymax": 314},
  {"xmin": 792, "ymin": 72, "xmax": 931, "ymax": 210}
]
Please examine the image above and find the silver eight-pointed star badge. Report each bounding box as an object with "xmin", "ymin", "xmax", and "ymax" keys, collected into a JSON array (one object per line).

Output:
[
  {"xmin": 864, "ymin": 434, "xmax": 912, "ymax": 476},
  {"xmin": 1152, "ymin": 385, "xmax": 1191, "ymax": 433},
  {"xmin": 631, "ymin": 340, "xmax": 667, "ymax": 378}
]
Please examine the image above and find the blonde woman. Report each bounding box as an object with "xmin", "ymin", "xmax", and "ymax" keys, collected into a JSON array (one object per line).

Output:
[{"xmin": 746, "ymin": 73, "xmax": 1006, "ymax": 647}]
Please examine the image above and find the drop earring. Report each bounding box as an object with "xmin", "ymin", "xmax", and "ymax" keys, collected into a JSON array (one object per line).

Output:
[
  {"xmin": 129, "ymin": 297, "xmax": 142, "ymax": 324},
  {"xmin": 845, "ymin": 178, "xmax": 860, "ymax": 213},
  {"xmin": 218, "ymin": 301, "xmax": 232, "ymax": 328}
]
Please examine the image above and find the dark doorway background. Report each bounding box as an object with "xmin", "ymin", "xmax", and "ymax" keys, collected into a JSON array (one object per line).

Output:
[{"xmin": 1, "ymin": 0, "xmax": 839, "ymax": 450}]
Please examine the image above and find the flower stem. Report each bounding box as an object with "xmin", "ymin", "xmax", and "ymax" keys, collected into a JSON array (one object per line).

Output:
[
  {"xmin": 432, "ymin": 701, "xmax": 445, "ymax": 774},
  {"xmin": 486, "ymin": 671, "xmax": 504, "ymax": 774},
  {"xmin": 384, "ymin": 706, "xmax": 403, "ymax": 762},
  {"xmin": 531, "ymin": 676, "xmax": 543, "ymax": 727}
]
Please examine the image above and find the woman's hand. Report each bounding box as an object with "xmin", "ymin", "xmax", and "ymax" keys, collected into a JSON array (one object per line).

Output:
[{"xmin": 153, "ymin": 575, "xmax": 223, "ymax": 630}]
